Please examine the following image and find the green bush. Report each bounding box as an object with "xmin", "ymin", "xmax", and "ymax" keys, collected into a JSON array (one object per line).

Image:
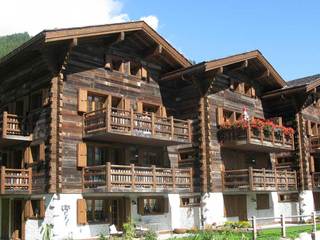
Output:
[
  {"xmin": 123, "ymin": 221, "xmax": 135, "ymax": 240},
  {"xmin": 223, "ymin": 221, "xmax": 250, "ymax": 229},
  {"xmin": 144, "ymin": 230, "xmax": 157, "ymax": 240},
  {"xmin": 98, "ymin": 232, "xmax": 108, "ymax": 240}
]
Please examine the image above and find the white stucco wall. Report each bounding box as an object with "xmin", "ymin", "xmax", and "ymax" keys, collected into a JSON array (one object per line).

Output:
[
  {"xmin": 300, "ymin": 190, "xmax": 315, "ymax": 216},
  {"xmin": 25, "ymin": 193, "xmax": 201, "ymax": 240},
  {"xmin": 202, "ymin": 192, "xmax": 225, "ymax": 226}
]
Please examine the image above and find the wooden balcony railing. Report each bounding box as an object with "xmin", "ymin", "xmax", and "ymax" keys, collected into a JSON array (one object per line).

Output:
[
  {"xmin": 83, "ymin": 107, "xmax": 192, "ymax": 144},
  {"xmin": 0, "ymin": 112, "xmax": 31, "ymax": 139},
  {"xmin": 312, "ymin": 172, "xmax": 320, "ymax": 190},
  {"xmin": 82, "ymin": 163, "xmax": 193, "ymax": 193},
  {"xmin": 0, "ymin": 167, "xmax": 32, "ymax": 194},
  {"xmin": 222, "ymin": 168, "xmax": 297, "ymax": 192},
  {"xmin": 219, "ymin": 124, "xmax": 294, "ymax": 152}
]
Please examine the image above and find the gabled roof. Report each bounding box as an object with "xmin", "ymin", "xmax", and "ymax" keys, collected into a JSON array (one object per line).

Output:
[
  {"xmin": 161, "ymin": 50, "xmax": 286, "ymax": 90},
  {"xmin": 262, "ymin": 74, "xmax": 320, "ymax": 98},
  {"xmin": 0, "ymin": 21, "xmax": 191, "ymax": 69}
]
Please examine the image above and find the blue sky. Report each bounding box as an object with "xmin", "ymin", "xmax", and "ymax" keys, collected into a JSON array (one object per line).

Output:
[
  {"xmin": 1, "ymin": 0, "xmax": 318, "ymax": 80},
  {"xmin": 122, "ymin": 0, "xmax": 320, "ymax": 80}
]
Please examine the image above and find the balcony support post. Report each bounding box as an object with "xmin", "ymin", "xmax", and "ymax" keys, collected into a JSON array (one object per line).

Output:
[
  {"xmin": 131, "ymin": 164, "xmax": 135, "ymax": 191},
  {"xmin": 171, "ymin": 116, "xmax": 174, "ymax": 139},
  {"xmin": 2, "ymin": 111, "xmax": 8, "ymax": 138},
  {"xmin": 262, "ymin": 168, "xmax": 266, "ymax": 190},
  {"xmin": 274, "ymin": 168, "xmax": 278, "ymax": 190},
  {"xmin": 190, "ymin": 167, "xmax": 193, "ymax": 192},
  {"xmin": 151, "ymin": 113, "xmax": 155, "ymax": 137},
  {"xmin": 152, "ymin": 165, "xmax": 156, "ymax": 191},
  {"xmin": 188, "ymin": 120, "xmax": 192, "ymax": 142},
  {"xmin": 106, "ymin": 162, "xmax": 111, "ymax": 192},
  {"xmin": 130, "ymin": 109, "xmax": 134, "ymax": 134},
  {"xmin": 106, "ymin": 105, "xmax": 111, "ymax": 132},
  {"xmin": 285, "ymin": 170, "xmax": 288, "ymax": 190},
  {"xmin": 260, "ymin": 127, "xmax": 263, "ymax": 143},
  {"xmin": 1, "ymin": 166, "xmax": 5, "ymax": 194},
  {"xmin": 172, "ymin": 167, "xmax": 176, "ymax": 192},
  {"xmin": 28, "ymin": 167, "xmax": 32, "ymax": 194},
  {"xmin": 249, "ymin": 167, "xmax": 254, "ymax": 191}
]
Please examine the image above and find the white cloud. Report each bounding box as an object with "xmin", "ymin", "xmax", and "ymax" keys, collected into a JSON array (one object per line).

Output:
[
  {"xmin": 0, "ymin": 0, "xmax": 133, "ymax": 36},
  {"xmin": 139, "ymin": 15, "xmax": 159, "ymax": 30}
]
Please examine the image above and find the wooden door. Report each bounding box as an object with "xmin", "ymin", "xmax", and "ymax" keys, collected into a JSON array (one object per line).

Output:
[
  {"xmin": 1, "ymin": 199, "xmax": 9, "ymax": 239},
  {"xmin": 314, "ymin": 192, "xmax": 320, "ymax": 211},
  {"xmin": 109, "ymin": 197, "xmax": 131, "ymax": 230},
  {"xmin": 224, "ymin": 194, "xmax": 247, "ymax": 221},
  {"xmin": 11, "ymin": 200, "xmax": 23, "ymax": 240}
]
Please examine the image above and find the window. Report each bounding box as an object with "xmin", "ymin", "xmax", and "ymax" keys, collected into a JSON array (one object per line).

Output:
[
  {"xmin": 256, "ymin": 194, "xmax": 270, "ymax": 210},
  {"xmin": 86, "ymin": 199, "xmax": 109, "ymax": 223},
  {"xmin": 30, "ymin": 92, "xmax": 42, "ymax": 110},
  {"xmin": 143, "ymin": 103, "xmax": 160, "ymax": 115},
  {"xmin": 130, "ymin": 61, "xmax": 141, "ymax": 77},
  {"xmin": 87, "ymin": 145, "xmax": 108, "ymax": 166},
  {"xmin": 25, "ymin": 199, "xmax": 45, "ymax": 219},
  {"xmin": 137, "ymin": 197, "xmax": 167, "ymax": 215},
  {"xmin": 87, "ymin": 94, "xmax": 106, "ymax": 112},
  {"xmin": 278, "ymin": 193, "xmax": 299, "ymax": 202},
  {"xmin": 180, "ymin": 196, "xmax": 201, "ymax": 207}
]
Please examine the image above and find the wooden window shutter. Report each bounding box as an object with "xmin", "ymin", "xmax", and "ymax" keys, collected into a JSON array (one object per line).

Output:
[
  {"xmin": 39, "ymin": 199, "xmax": 45, "ymax": 218},
  {"xmin": 77, "ymin": 199, "xmax": 87, "ymax": 225},
  {"xmin": 39, "ymin": 143, "xmax": 45, "ymax": 162},
  {"xmin": 307, "ymin": 120, "xmax": 313, "ymax": 136},
  {"xmin": 78, "ymin": 89, "xmax": 88, "ymax": 113},
  {"xmin": 216, "ymin": 107, "xmax": 224, "ymax": 126},
  {"xmin": 137, "ymin": 197, "xmax": 144, "ymax": 215},
  {"xmin": 310, "ymin": 155, "xmax": 315, "ymax": 173},
  {"xmin": 77, "ymin": 143, "xmax": 87, "ymax": 168},
  {"xmin": 136, "ymin": 101, "xmax": 143, "ymax": 113},
  {"xmin": 251, "ymin": 87, "xmax": 256, "ymax": 97},
  {"xmin": 124, "ymin": 99, "xmax": 131, "ymax": 111},
  {"xmin": 24, "ymin": 200, "xmax": 32, "ymax": 219},
  {"xmin": 42, "ymin": 88, "xmax": 50, "ymax": 106},
  {"xmin": 141, "ymin": 66, "xmax": 148, "ymax": 80},
  {"xmin": 24, "ymin": 147, "xmax": 33, "ymax": 164}
]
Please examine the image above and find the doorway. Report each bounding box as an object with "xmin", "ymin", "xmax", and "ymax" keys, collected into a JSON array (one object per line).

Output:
[
  {"xmin": 224, "ymin": 194, "xmax": 248, "ymax": 221},
  {"xmin": 0, "ymin": 199, "xmax": 25, "ymax": 240}
]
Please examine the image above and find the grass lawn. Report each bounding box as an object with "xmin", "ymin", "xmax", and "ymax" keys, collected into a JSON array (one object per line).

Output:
[{"xmin": 169, "ymin": 224, "xmax": 320, "ymax": 240}]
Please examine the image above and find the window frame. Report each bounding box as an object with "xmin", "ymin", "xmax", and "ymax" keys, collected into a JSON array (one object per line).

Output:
[
  {"xmin": 137, "ymin": 196, "xmax": 167, "ymax": 216},
  {"xmin": 256, "ymin": 194, "xmax": 270, "ymax": 210},
  {"xmin": 180, "ymin": 196, "xmax": 201, "ymax": 208},
  {"xmin": 278, "ymin": 193, "xmax": 299, "ymax": 203}
]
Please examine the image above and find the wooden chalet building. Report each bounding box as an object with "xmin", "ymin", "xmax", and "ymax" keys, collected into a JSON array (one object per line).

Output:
[{"xmin": 0, "ymin": 21, "xmax": 317, "ymax": 239}]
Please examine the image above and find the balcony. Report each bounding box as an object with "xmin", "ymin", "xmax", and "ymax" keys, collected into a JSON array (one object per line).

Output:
[
  {"xmin": 218, "ymin": 121, "xmax": 294, "ymax": 152},
  {"xmin": 0, "ymin": 112, "xmax": 32, "ymax": 147},
  {"xmin": 312, "ymin": 172, "xmax": 320, "ymax": 190},
  {"xmin": 310, "ymin": 136, "xmax": 320, "ymax": 152},
  {"xmin": 83, "ymin": 106, "xmax": 192, "ymax": 146},
  {"xmin": 82, "ymin": 163, "xmax": 193, "ymax": 193},
  {"xmin": 222, "ymin": 168, "xmax": 297, "ymax": 192},
  {"xmin": 0, "ymin": 167, "xmax": 32, "ymax": 194}
]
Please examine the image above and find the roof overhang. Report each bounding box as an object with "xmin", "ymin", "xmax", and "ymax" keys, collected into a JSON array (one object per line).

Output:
[
  {"xmin": 0, "ymin": 21, "xmax": 191, "ymax": 69},
  {"xmin": 262, "ymin": 77, "xmax": 320, "ymax": 99},
  {"xmin": 160, "ymin": 50, "xmax": 286, "ymax": 90}
]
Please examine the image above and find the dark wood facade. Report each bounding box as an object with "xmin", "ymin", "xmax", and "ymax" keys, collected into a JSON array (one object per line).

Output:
[{"xmin": 0, "ymin": 22, "xmax": 317, "ymax": 198}]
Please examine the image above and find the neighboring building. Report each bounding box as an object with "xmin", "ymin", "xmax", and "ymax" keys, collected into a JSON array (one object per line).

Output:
[{"xmin": 0, "ymin": 21, "xmax": 318, "ymax": 240}]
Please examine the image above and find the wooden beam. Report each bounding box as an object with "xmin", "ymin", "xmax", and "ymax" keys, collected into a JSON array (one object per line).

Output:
[
  {"xmin": 143, "ymin": 44, "xmax": 163, "ymax": 58},
  {"xmin": 228, "ymin": 59, "xmax": 249, "ymax": 72},
  {"xmin": 106, "ymin": 31, "xmax": 125, "ymax": 49},
  {"xmin": 255, "ymin": 69, "xmax": 270, "ymax": 80}
]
